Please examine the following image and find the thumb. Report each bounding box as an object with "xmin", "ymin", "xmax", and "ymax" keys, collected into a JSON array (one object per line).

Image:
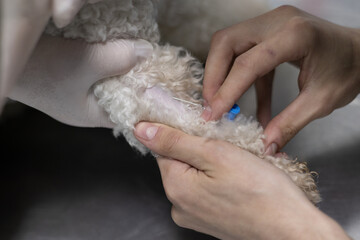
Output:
[
  {"xmin": 52, "ymin": 0, "xmax": 86, "ymax": 28},
  {"xmin": 263, "ymin": 92, "xmax": 320, "ymax": 155},
  {"xmin": 134, "ymin": 122, "xmax": 209, "ymax": 171},
  {"xmin": 88, "ymin": 39, "xmax": 153, "ymax": 81}
]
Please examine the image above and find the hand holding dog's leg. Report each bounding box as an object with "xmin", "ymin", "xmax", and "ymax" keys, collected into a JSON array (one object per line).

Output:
[{"xmin": 134, "ymin": 122, "xmax": 350, "ymax": 240}]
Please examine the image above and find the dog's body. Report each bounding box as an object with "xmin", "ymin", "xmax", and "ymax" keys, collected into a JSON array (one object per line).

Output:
[{"xmin": 46, "ymin": 0, "xmax": 321, "ymax": 203}]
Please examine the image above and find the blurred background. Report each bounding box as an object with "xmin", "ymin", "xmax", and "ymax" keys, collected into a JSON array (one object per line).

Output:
[{"xmin": 1, "ymin": 0, "xmax": 359, "ymax": 239}]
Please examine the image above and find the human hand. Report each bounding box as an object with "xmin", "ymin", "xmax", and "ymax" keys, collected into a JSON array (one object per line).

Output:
[
  {"xmin": 134, "ymin": 122, "xmax": 350, "ymax": 240},
  {"xmin": 201, "ymin": 5, "xmax": 360, "ymax": 155},
  {"xmin": 1, "ymin": 0, "xmax": 104, "ymax": 109},
  {"xmin": 52, "ymin": 0, "xmax": 105, "ymax": 28},
  {"xmin": 9, "ymin": 35, "xmax": 153, "ymax": 128}
]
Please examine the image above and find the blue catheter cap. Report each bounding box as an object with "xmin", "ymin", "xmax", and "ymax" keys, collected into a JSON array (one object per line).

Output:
[{"xmin": 227, "ymin": 104, "xmax": 240, "ymax": 120}]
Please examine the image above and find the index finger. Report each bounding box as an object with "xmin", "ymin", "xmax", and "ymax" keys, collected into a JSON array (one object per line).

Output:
[
  {"xmin": 208, "ymin": 29, "xmax": 307, "ymax": 120},
  {"xmin": 203, "ymin": 25, "xmax": 260, "ymax": 103}
]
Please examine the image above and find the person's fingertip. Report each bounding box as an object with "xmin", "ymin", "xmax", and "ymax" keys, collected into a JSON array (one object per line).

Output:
[
  {"xmin": 201, "ymin": 106, "xmax": 212, "ymax": 121},
  {"xmin": 264, "ymin": 142, "xmax": 278, "ymax": 156},
  {"xmin": 134, "ymin": 40, "xmax": 153, "ymax": 59},
  {"xmin": 135, "ymin": 122, "xmax": 159, "ymax": 141},
  {"xmin": 52, "ymin": 0, "xmax": 85, "ymax": 28}
]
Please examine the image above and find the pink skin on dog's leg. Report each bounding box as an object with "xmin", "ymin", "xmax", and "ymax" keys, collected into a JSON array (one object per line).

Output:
[{"xmin": 144, "ymin": 86, "xmax": 188, "ymax": 114}]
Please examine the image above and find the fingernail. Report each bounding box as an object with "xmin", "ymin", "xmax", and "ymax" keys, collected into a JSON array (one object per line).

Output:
[
  {"xmin": 201, "ymin": 106, "xmax": 212, "ymax": 121},
  {"xmin": 135, "ymin": 122, "xmax": 159, "ymax": 140},
  {"xmin": 134, "ymin": 40, "xmax": 153, "ymax": 59},
  {"xmin": 265, "ymin": 143, "xmax": 278, "ymax": 156}
]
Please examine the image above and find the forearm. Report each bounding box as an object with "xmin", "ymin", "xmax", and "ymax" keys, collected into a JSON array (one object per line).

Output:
[
  {"xmin": 273, "ymin": 204, "xmax": 351, "ymax": 240},
  {"xmin": 0, "ymin": 0, "xmax": 51, "ymax": 109},
  {"xmin": 307, "ymin": 210, "xmax": 350, "ymax": 240}
]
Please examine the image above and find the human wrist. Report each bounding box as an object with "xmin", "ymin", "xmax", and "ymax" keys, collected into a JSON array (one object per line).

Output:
[
  {"xmin": 252, "ymin": 200, "xmax": 351, "ymax": 240},
  {"xmin": 226, "ymin": 200, "xmax": 349, "ymax": 240},
  {"xmin": 287, "ymin": 204, "xmax": 350, "ymax": 240},
  {"xmin": 311, "ymin": 210, "xmax": 350, "ymax": 240}
]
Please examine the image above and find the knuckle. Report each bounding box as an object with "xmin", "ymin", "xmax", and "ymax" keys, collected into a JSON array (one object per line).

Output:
[
  {"xmin": 285, "ymin": 16, "xmax": 317, "ymax": 44},
  {"xmin": 233, "ymin": 56, "xmax": 251, "ymax": 69},
  {"xmin": 211, "ymin": 29, "xmax": 231, "ymax": 46},
  {"xmin": 286, "ymin": 16, "xmax": 311, "ymax": 31},
  {"xmin": 274, "ymin": 5, "xmax": 301, "ymax": 16},
  {"xmin": 233, "ymin": 56, "xmax": 259, "ymax": 79}
]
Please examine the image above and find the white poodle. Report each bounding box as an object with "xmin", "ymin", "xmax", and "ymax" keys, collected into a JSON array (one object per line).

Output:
[{"xmin": 46, "ymin": 0, "xmax": 320, "ymax": 203}]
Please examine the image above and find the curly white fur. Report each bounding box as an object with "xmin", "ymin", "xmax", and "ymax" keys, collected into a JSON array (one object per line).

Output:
[{"xmin": 45, "ymin": 0, "xmax": 320, "ymax": 203}]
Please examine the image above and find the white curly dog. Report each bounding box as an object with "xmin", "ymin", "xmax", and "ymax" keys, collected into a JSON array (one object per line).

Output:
[{"xmin": 46, "ymin": 0, "xmax": 320, "ymax": 203}]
